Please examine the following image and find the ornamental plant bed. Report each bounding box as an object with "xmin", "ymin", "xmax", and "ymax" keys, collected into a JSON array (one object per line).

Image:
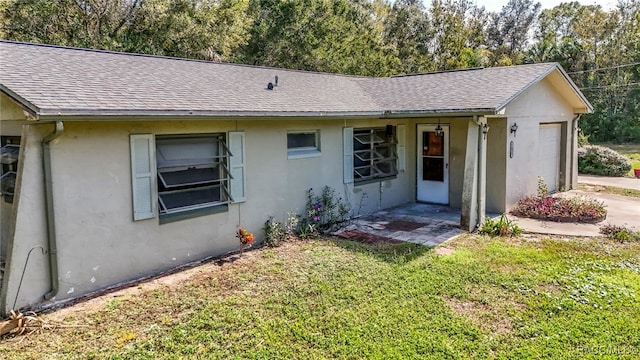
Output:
[{"xmin": 510, "ymin": 195, "xmax": 607, "ymax": 223}]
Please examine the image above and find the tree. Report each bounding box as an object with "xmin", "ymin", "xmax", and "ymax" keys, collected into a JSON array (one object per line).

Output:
[
  {"xmin": 487, "ymin": 0, "xmax": 541, "ymax": 65},
  {"xmin": 0, "ymin": 0, "xmax": 253, "ymax": 61},
  {"xmin": 236, "ymin": 0, "xmax": 398, "ymax": 76},
  {"xmin": 383, "ymin": 0, "xmax": 433, "ymax": 74}
]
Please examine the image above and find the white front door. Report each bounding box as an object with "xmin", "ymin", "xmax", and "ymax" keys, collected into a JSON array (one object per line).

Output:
[{"xmin": 417, "ymin": 124, "xmax": 449, "ymax": 204}]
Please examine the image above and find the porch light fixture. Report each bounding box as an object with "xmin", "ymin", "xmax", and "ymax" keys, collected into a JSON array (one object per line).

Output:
[
  {"xmin": 510, "ymin": 123, "xmax": 518, "ymax": 137},
  {"xmin": 435, "ymin": 121, "xmax": 444, "ymax": 137}
]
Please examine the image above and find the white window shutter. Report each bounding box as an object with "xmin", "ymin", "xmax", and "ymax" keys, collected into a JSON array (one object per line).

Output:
[
  {"xmin": 397, "ymin": 124, "xmax": 406, "ymax": 172},
  {"xmin": 130, "ymin": 134, "xmax": 156, "ymax": 220},
  {"xmin": 343, "ymin": 127, "xmax": 354, "ymax": 184},
  {"xmin": 229, "ymin": 131, "xmax": 246, "ymax": 203}
]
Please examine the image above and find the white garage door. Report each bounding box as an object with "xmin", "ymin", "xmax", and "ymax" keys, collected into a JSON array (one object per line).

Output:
[{"xmin": 538, "ymin": 124, "xmax": 561, "ymax": 192}]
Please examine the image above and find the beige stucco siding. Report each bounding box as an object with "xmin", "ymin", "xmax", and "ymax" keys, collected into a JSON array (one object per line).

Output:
[
  {"xmin": 502, "ymin": 77, "xmax": 576, "ymax": 209},
  {"xmin": 2, "ymin": 118, "xmax": 417, "ymax": 311}
]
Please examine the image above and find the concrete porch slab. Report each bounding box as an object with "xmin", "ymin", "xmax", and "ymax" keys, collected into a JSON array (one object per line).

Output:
[{"xmin": 335, "ymin": 203, "xmax": 464, "ymax": 246}]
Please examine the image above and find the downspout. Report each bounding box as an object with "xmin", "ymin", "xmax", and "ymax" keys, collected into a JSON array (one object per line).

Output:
[
  {"xmin": 42, "ymin": 121, "xmax": 64, "ymax": 301},
  {"xmin": 570, "ymin": 114, "xmax": 581, "ymax": 189}
]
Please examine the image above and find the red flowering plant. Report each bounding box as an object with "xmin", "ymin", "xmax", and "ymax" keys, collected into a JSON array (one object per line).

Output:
[{"xmin": 236, "ymin": 228, "xmax": 255, "ymax": 247}]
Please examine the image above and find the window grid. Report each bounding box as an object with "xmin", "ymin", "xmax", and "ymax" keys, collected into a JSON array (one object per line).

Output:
[{"xmin": 353, "ymin": 128, "xmax": 398, "ymax": 183}]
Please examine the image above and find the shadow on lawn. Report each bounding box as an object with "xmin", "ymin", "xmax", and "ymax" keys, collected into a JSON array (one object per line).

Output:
[{"xmin": 331, "ymin": 237, "xmax": 432, "ymax": 265}]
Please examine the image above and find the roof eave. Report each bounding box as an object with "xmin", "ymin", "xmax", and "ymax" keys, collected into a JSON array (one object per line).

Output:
[
  {"xmin": 495, "ymin": 63, "xmax": 594, "ymax": 114},
  {"xmin": 34, "ymin": 108, "xmax": 498, "ymax": 121},
  {"xmin": 0, "ymin": 86, "xmax": 40, "ymax": 117}
]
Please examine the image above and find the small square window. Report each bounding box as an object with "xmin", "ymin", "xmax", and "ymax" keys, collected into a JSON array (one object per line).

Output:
[{"xmin": 287, "ymin": 130, "xmax": 320, "ymax": 159}]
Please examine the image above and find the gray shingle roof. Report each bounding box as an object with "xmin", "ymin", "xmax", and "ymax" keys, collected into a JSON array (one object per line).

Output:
[{"xmin": 0, "ymin": 41, "xmax": 589, "ymax": 119}]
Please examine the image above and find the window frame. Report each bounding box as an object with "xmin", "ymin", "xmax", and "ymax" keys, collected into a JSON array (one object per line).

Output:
[
  {"xmin": 155, "ymin": 133, "xmax": 232, "ymax": 220},
  {"xmin": 0, "ymin": 137, "xmax": 21, "ymax": 203},
  {"xmin": 353, "ymin": 127, "xmax": 398, "ymax": 184},
  {"xmin": 287, "ymin": 130, "xmax": 321, "ymax": 159}
]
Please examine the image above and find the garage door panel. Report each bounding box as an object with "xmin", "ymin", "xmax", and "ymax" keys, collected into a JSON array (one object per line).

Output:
[{"xmin": 538, "ymin": 124, "xmax": 561, "ymax": 192}]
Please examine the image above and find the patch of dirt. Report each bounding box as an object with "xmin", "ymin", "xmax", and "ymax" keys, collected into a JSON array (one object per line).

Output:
[
  {"xmin": 434, "ymin": 247, "xmax": 455, "ymax": 256},
  {"xmin": 42, "ymin": 247, "xmax": 269, "ymax": 322},
  {"xmin": 443, "ymin": 296, "xmax": 514, "ymax": 336},
  {"xmin": 336, "ymin": 230, "xmax": 403, "ymax": 245},
  {"xmin": 384, "ymin": 220, "xmax": 425, "ymax": 232}
]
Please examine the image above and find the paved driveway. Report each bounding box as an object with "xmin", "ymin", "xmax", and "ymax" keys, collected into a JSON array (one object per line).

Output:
[{"xmin": 579, "ymin": 174, "xmax": 640, "ymax": 191}]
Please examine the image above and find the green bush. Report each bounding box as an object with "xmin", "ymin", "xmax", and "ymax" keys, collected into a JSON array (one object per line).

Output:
[
  {"xmin": 599, "ymin": 224, "xmax": 640, "ymax": 242},
  {"xmin": 578, "ymin": 145, "xmax": 631, "ymax": 177},
  {"xmin": 478, "ymin": 215, "xmax": 523, "ymax": 237}
]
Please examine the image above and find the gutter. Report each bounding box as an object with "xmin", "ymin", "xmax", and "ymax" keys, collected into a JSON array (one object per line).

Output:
[
  {"xmin": 32, "ymin": 108, "xmax": 498, "ymax": 122},
  {"xmin": 570, "ymin": 114, "xmax": 581, "ymax": 188},
  {"xmin": 42, "ymin": 121, "xmax": 64, "ymax": 301}
]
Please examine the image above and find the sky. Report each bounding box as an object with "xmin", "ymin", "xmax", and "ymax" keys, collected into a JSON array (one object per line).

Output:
[{"xmin": 427, "ymin": 0, "xmax": 617, "ymax": 12}]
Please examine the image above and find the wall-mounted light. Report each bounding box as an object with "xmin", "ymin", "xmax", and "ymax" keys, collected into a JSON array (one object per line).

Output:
[
  {"xmin": 510, "ymin": 123, "xmax": 518, "ymax": 137},
  {"xmin": 435, "ymin": 121, "xmax": 444, "ymax": 137},
  {"xmin": 482, "ymin": 123, "xmax": 490, "ymax": 139}
]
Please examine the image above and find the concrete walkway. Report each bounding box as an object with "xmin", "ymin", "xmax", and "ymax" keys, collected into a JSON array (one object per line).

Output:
[{"xmin": 579, "ymin": 174, "xmax": 640, "ymax": 191}]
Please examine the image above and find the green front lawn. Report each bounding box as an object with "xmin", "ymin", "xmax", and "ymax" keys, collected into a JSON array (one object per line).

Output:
[{"xmin": 2, "ymin": 236, "xmax": 639, "ymax": 359}]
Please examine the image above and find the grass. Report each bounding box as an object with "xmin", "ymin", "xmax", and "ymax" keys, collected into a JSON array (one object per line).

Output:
[
  {"xmin": 578, "ymin": 183, "xmax": 640, "ymax": 199},
  {"xmin": 600, "ymin": 144, "xmax": 640, "ymax": 177},
  {"xmin": 1, "ymin": 236, "xmax": 640, "ymax": 359}
]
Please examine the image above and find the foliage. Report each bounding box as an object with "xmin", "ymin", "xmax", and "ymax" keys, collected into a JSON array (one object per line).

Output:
[
  {"xmin": 2, "ymin": 236, "xmax": 639, "ymax": 358},
  {"xmin": 236, "ymin": 227, "xmax": 254, "ymax": 246},
  {"xmin": 262, "ymin": 212, "xmax": 300, "ymax": 247},
  {"xmin": 478, "ymin": 215, "xmax": 523, "ymax": 237},
  {"xmin": 0, "ymin": 0, "xmax": 253, "ymax": 61},
  {"xmin": 577, "ymin": 130, "xmax": 590, "ymax": 147},
  {"xmin": 262, "ymin": 217, "xmax": 285, "ymax": 247},
  {"xmin": 511, "ymin": 194, "xmax": 607, "ymax": 223},
  {"xmin": 299, "ymin": 186, "xmax": 350, "ymax": 236},
  {"xmin": 536, "ymin": 176, "xmax": 548, "ymax": 198},
  {"xmin": 578, "ymin": 145, "xmax": 632, "ymax": 177},
  {"xmin": 600, "ymin": 224, "xmax": 640, "ymax": 242}
]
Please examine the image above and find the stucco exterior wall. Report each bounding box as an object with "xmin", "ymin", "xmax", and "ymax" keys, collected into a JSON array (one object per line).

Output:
[
  {"xmin": 2, "ymin": 118, "xmax": 419, "ymax": 312},
  {"xmin": 503, "ymin": 77, "xmax": 576, "ymax": 209}
]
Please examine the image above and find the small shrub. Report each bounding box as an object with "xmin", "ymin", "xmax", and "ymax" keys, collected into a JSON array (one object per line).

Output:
[
  {"xmin": 511, "ymin": 195, "xmax": 607, "ymax": 223},
  {"xmin": 577, "ymin": 130, "xmax": 590, "ymax": 147},
  {"xmin": 578, "ymin": 145, "xmax": 632, "ymax": 177},
  {"xmin": 263, "ymin": 217, "xmax": 285, "ymax": 247},
  {"xmin": 599, "ymin": 224, "xmax": 640, "ymax": 242},
  {"xmin": 478, "ymin": 215, "xmax": 523, "ymax": 237},
  {"xmin": 537, "ymin": 176, "xmax": 548, "ymax": 198},
  {"xmin": 299, "ymin": 186, "xmax": 350, "ymax": 235}
]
